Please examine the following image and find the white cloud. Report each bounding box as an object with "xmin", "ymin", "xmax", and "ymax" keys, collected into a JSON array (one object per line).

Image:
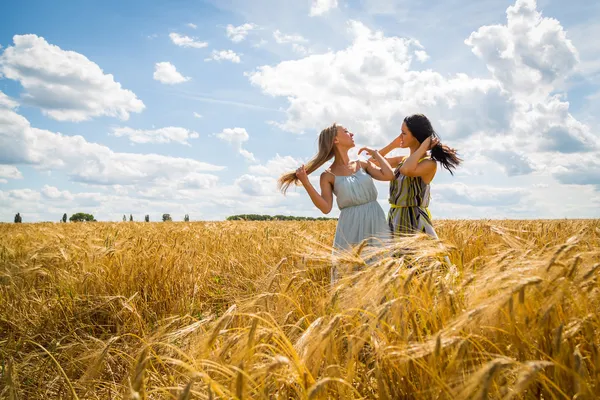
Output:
[
  {"xmin": 235, "ymin": 174, "xmax": 276, "ymax": 196},
  {"xmin": 178, "ymin": 173, "xmax": 220, "ymax": 189},
  {"xmin": 248, "ymin": 154, "xmax": 304, "ymax": 177},
  {"xmin": 226, "ymin": 23, "xmax": 257, "ymax": 42},
  {"xmin": 486, "ymin": 150, "xmax": 535, "ymax": 177},
  {"xmin": 0, "ymin": 179, "xmax": 7, "ymax": 184},
  {"xmin": 204, "ymin": 50, "xmax": 241, "ymax": 63},
  {"xmin": 0, "ymin": 105, "xmax": 224, "ymax": 186},
  {"xmin": 239, "ymin": 149, "xmax": 257, "ymax": 162},
  {"xmin": 5, "ymin": 188, "xmax": 41, "ymax": 202},
  {"xmin": 273, "ymin": 30, "xmax": 308, "ymax": 44},
  {"xmin": 216, "ymin": 127, "xmax": 256, "ymax": 162},
  {"xmin": 216, "ymin": 127, "xmax": 249, "ymax": 144},
  {"xmin": 111, "ymin": 126, "xmax": 200, "ymax": 145},
  {"xmin": 435, "ymin": 183, "xmax": 528, "ymax": 207},
  {"xmin": 187, "ymin": 23, "xmax": 197, "ymax": 29},
  {"xmin": 291, "ymin": 44, "xmax": 309, "ymax": 55},
  {"xmin": 414, "ymin": 50, "xmax": 429, "ymax": 62},
  {"xmin": 169, "ymin": 32, "xmax": 208, "ymax": 48},
  {"xmin": 0, "ymin": 165, "xmax": 23, "ymax": 179},
  {"xmin": 249, "ymin": 21, "xmax": 505, "ymax": 145},
  {"xmin": 310, "ymin": 0, "xmax": 338, "ymax": 16},
  {"xmin": 508, "ymin": 96, "xmax": 599, "ymax": 154},
  {"xmin": 41, "ymin": 185, "xmax": 74, "ymax": 201},
  {"xmin": 153, "ymin": 62, "xmax": 190, "ymax": 84},
  {"xmin": 0, "ymin": 34, "xmax": 144, "ymax": 122},
  {"xmin": 0, "ymin": 91, "xmax": 18, "ymax": 109},
  {"xmin": 193, "ymin": 112, "xmax": 203, "ymax": 118},
  {"xmin": 465, "ymin": 0, "xmax": 579, "ymax": 101},
  {"xmin": 462, "ymin": 0, "xmax": 599, "ymax": 173},
  {"xmin": 551, "ymin": 154, "xmax": 600, "ymax": 189}
]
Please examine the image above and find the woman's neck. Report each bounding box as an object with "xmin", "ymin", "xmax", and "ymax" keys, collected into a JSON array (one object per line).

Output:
[
  {"xmin": 332, "ymin": 147, "xmax": 351, "ymax": 166},
  {"xmin": 409, "ymin": 142, "xmax": 420, "ymax": 155}
]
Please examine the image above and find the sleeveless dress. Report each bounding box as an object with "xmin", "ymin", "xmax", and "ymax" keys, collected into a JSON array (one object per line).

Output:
[
  {"xmin": 388, "ymin": 158, "xmax": 439, "ymax": 239},
  {"xmin": 328, "ymin": 165, "xmax": 390, "ymax": 282}
]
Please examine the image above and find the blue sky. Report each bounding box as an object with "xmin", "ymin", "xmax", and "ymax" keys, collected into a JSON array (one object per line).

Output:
[{"xmin": 1, "ymin": 0, "xmax": 599, "ymax": 222}]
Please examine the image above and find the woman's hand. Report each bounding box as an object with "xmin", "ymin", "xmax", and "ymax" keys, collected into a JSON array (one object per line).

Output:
[
  {"xmin": 358, "ymin": 147, "xmax": 380, "ymax": 158},
  {"xmin": 422, "ymin": 136, "xmax": 440, "ymax": 150},
  {"xmin": 295, "ymin": 164, "xmax": 309, "ymax": 185}
]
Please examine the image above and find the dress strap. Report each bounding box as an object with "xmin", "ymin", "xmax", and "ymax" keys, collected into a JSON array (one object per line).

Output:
[{"xmin": 326, "ymin": 160, "xmax": 362, "ymax": 177}]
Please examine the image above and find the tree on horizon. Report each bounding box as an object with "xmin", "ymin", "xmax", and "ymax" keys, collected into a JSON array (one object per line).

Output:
[{"xmin": 69, "ymin": 213, "xmax": 95, "ymax": 222}]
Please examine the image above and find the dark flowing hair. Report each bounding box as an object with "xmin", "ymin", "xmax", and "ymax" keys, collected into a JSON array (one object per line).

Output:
[{"xmin": 403, "ymin": 114, "xmax": 462, "ymax": 175}]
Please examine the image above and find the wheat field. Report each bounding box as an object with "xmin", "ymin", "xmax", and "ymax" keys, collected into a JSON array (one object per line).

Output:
[{"xmin": 1, "ymin": 219, "xmax": 599, "ymax": 399}]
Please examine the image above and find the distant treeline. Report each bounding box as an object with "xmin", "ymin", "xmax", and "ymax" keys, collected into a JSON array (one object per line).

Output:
[
  {"xmin": 227, "ymin": 214, "xmax": 337, "ymax": 221},
  {"xmin": 11, "ymin": 212, "xmax": 337, "ymax": 223}
]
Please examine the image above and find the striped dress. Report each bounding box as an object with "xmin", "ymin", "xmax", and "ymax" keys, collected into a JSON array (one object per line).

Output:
[{"xmin": 388, "ymin": 158, "xmax": 440, "ymax": 239}]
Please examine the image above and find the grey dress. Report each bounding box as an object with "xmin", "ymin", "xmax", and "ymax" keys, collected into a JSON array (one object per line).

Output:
[{"xmin": 328, "ymin": 164, "xmax": 390, "ymax": 281}]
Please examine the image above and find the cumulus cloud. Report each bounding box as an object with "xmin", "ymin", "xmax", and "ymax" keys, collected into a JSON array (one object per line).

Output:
[
  {"xmin": 488, "ymin": 150, "xmax": 536, "ymax": 176},
  {"xmin": 249, "ymin": 21, "xmax": 506, "ymax": 145},
  {"xmin": 0, "ymin": 105, "xmax": 224, "ymax": 186},
  {"xmin": 235, "ymin": 174, "xmax": 276, "ymax": 196},
  {"xmin": 153, "ymin": 62, "xmax": 190, "ymax": 84},
  {"xmin": 414, "ymin": 50, "xmax": 429, "ymax": 62},
  {"xmin": 551, "ymin": 155, "xmax": 600, "ymax": 189},
  {"xmin": 0, "ymin": 91, "xmax": 18, "ymax": 109},
  {"xmin": 465, "ymin": 0, "xmax": 579, "ymax": 101},
  {"xmin": 436, "ymin": 183, "xmax": 528, "ymax": 207},
  {"xmin": 41, "ymin": 185, "xmax": 74, "ymax": 201},
  {"xmin": 273, "ymin": 30, "xmax": 308, "ymax": 44},
  {"xmin": 226, "ymin": 23, "xmax": 257, "ymax": 42},
  {"xmin": 310, "ymin": 0, "xmax": 338, "ymax": 16},
  {"xmin": 169, "ymin": 33, "xmax": 208, "ymax": 48},
  {"xmin": 215, "ymin": 127, "xmax": 256, "ymax": 162},
  {"xmin": 187, "ymin": 23, "xmax": 197, "ymax": 29},
  {"xmin": 463, "ymin": 0, "xmax": 598, "ymax": 172},
  {"xmin": 0, "ymin": 165, "xmax": 23, "ymax": 179},
  {"xmin": 510, "ymin": 96, "xmax": 599, "ymax": 154},
  {"xmin": 177, "ymin": 172, "xmax": 220, "ymax": 189},
  {"xmin": 248, "ymin": 154, "xmax": 303, "ymax": 177},
  {"xmin": 204, "ymin": 50, "xmax": 241, "ymax": 63},
  {"xmin": 111, "ymin": 126, "xmax": 200, "ymax": 145},
  {"xmin": 4, "ymin": 188, "xmax": 41, "ymax": 202},
  {"xmin": 0, "ymin": 34, "xmax": 144, "ymax": 121},
  {"xmin": 272, "ymin": 30, "xmax": 310, "ymax": 54}
]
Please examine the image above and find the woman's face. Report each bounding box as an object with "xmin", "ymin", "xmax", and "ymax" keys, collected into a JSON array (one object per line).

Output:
[
  {"xmin": 398, "ymin": 122, "xmax": 417, "ymax": 148},
  {"xmin": 334, "ymin": 125, "xmax": 355, "ymax": 148}
]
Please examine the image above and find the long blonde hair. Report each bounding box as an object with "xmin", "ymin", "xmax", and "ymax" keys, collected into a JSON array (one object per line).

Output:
[{"xmin": 278, "ymin": 123, "xmax": 338, "ymax": 194}]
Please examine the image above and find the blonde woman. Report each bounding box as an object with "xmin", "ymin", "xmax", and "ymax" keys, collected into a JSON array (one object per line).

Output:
[{"xmin": 279, "ymin": 123, "xmax": 394, "ymax": 282}]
